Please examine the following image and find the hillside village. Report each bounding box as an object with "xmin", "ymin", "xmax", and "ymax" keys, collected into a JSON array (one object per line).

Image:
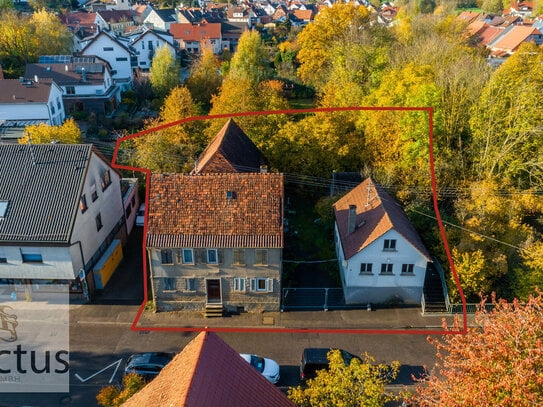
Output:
[{"xmin": 0, "ymin": 0, "xmax": 542, "ymax": 404}]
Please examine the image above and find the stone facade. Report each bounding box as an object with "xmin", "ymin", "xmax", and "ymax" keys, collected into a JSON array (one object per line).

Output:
[{"xmin": 149, "ymin": 247, "xmax": 282, "ymax": 312}]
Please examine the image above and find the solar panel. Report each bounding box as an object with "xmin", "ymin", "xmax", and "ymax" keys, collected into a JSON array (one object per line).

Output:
[
  {"xmin": 73, "ymin": 56, "xmax": 96, "ymax": 64},
  {"xmin": 38, "ymin": 55, "xmax": 72, "ymax": 64},
  {"xmin": 75, "ymin": 64, "xmax": 103, "ymax": 73}
]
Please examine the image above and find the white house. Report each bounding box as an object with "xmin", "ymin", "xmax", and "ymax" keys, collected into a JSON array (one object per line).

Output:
[
  {"xmin": 144, "ymin": 8, "xmax": 178, "ymax": 31},
  {"xmin": 127, "ymin": 27, "xmax": 177, "ymax": 69},
  {"xmin": 25, "ymin": 56, "xmax": 120, "ymax": 116},
  {"xmin": 80, "ymin": 30, "xmax": 137, "ymax": 90},
  {"xmin": 0, "ymin": 78, "xmax": 65, "ymax": 140},
  {"xmin": 0, "ymin": 144, "xmax": 127, "ymax": 299},
  {"xmin": 333, "ymin": 178, "xmax": 432, "ymax": 305}
]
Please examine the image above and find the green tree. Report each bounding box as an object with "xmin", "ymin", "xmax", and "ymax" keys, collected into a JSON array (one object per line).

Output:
[
  {"xmin": 96, "ymin": 374, "xmax": 146, "ymax": 407},
  {"xmin": 288, "ymin": 350, "xmax": 400, "ymax": 406},
  {"xmin": 470, "ymin": 42, "xmax": 543, "ymax": 185},
  {"xmin": 481, "ymin": 0, "xmax": 503, "ymax": 13},
  {"xmin": 227, "ymin": 30, "xmax": 271, "ymax": 84},
  {"xmin": 149, "ymin": 44, "xmax": 180, "ymax": 98},
  {"xmin": 20, "ymin": 118, "xmax": 82, "ymax": 144},
  {"xmin": 0, "ymin": 0, "xmax": 13, "ymax": 10},
  {"xmin": 186, "ymin": 46, "xmax": 222, "ymax": 109}
]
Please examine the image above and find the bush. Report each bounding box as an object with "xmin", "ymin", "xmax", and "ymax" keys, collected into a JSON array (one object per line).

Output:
[
  {"xmin": 98, "ymin": 129, "xmax": 108, "ymax": 138},
  {"xmin": 72, "ymin": 111, "xmax": 88, "ymax": 120},
  {"xmin": 150, "ymin": 98, "xmax": 162, "ymax": 111}
]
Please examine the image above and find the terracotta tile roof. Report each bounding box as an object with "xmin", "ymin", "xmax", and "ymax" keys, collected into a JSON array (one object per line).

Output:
[
  {"xmin": 96, "ymin": 10, "xmax": 133, "ymax": 24},
  {"xmin": 492, "ymin": 25, "xmax": 541, "ymax": 51},
  {"xmin": 467, "ymin": 20, "xmax": 488, "ymax": 36},
  {"xmin": 292, "ymin": 9, "xmax": 313, "ymax": 20},
  {"xmin": 193, "ymin": 119, "xmax": 266, "ymax": 174},
  {"xmin": 60, "ymin": 11, "xmax": 97, "ymax": 28},
  {"xmin": 0, "ymin": 79, "xmax": 55, "ymax": 104},
  {"xmin": 123, "ymin": 332, "xmax": 295, "ymax": 407},
  {"xmin": 478, "ymin": 26, "xmax": 504, "ymax": 45},
  {"xmin": 457, "ymin": 11, "xmax": 481, "ymax": 22},
  {"xmin": 169, "ymin": 22, "xmax": 222, "ymax": 40},
  {"xmin": 333, "ymin": 178, "xmax": 431, "ymax": 261},
  {"xmin": 147, "ymin": 173, "xmax": 283, "ymax": 249}
]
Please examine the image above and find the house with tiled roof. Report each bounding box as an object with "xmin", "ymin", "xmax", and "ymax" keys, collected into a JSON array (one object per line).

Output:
[
  {"xmin": 191, "ymin": 119, "xmax": 266, "ymax": 174},
  {"xmin": 0, "ymin": 144, "xmax": 129, "ymax": 299},
  {"xmin": 144, "ymin": 7, "xmax": 178, "ymax": 31},
  {"xmin": 333, "ymin": 178, "xmax": 431, "ymax": 305},
  {"xmin": 490, "ymin": 25, "xmax": 543, "ymax": 54},
  {"xmin": 95, "ymin": 10, "xmax": 135, "ymax": 33},
  {"xmin": 146, "ymin": 172, "xmax": 284, "ymax": 314},
  {"xmin": 221, "ymin": 21, "xmax": 249, "ymax": 52},
  {"xmin": 122, "ymin": 332, "xmax": 294, "ymax": 406},
  {"xmin": 170, "ymin": 21, "xmax": 223, "ymax": 54}
]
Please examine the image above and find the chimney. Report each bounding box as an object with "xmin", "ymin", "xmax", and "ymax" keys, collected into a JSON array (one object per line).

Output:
[
  {"xmin": 348, "ymin": 204, "xmax": 356, "ymax": 234},
  {"xmin": 260, "ymin": 165, "xmax": 268, "ymax": 174},
  {"xmin": 34, "ymin": 75, "xmax": 39, "ymax": 83},
  {"xmin": 82, "ymin": 67, "xmax": 87, "ymax": 82},
  {"xmin": 65, "ymin": 65, "xmax": 69, "ymax": 71}
]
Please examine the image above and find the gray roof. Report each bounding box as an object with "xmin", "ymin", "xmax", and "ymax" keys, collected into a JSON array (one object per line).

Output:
[
  {"xmin": 0, "ymin": 79, "xmax": 55, "ymax": 104},
  {"xmin": 0, "ymin": 144, "xmax": 92, "ymax": 243}
]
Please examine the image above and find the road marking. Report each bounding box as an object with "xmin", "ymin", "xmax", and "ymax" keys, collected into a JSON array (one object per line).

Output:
[
  {"xmin": 76, "ymin": 321, "xmax": 132, "ymax": 325},
  {"xmin": 74, "ymin": 359, "xmax": 123, "ymax": 384}
]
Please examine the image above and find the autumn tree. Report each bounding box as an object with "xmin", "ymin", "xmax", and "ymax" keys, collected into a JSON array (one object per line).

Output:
[
  {"xmin": 96, "ymin": 374, "xmax": 146, "ymax": 407},
  {"xmin": 0, "ymin": 9, "xmax": 72, "ymax": 77},
  {"xmin": 411, "ymin": 292, "xmax": 543, "ymax": 406},
  {"xmin": 481, "ymin": 0, "xmax": 503, "ymax": 13},
  {"xmin": 227, "ymin": 30, "xmax": 271, "ymax": 84},
  {"xmin": 19, "ymin": 118, "xmax": 82, "ymax": 144},
  {"xmin": 296, "ymin": 3, "xmax": 371, "ymax": 90},
  {"xmin": 186, "ymin": 46, "xmax": 222, "ymax": 109},
  {"xmin": 149, "ymin": 44, "xmax": 179, "ymax": 98},
  {"xmin": 133, "ymin": 86, "xmax": 202, "ymax": 173},
  {"xmin": 0, "ymin": 0, "xmax": 13, "ymax": 10},
  {"xmin": 288, "ymin": 350, "xmax": 400, "ymax": 406},
  {"xmin": 470, "ymin": 42, "xmax": 543, "ymax": 186}
]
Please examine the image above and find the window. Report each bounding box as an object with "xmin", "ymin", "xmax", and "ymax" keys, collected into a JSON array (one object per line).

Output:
[
  {"xmin": 21, "ymin": 248, "xmax": 42, "ymax": 263},
  {"xmin": 130, "ymin": 56, "xmax": 138, "ymax": 67},
  {"xmin": 0, "ymin": 248, "xmax": 7, "ymax": 263},
  {"xmin": 126, "ymin": 204, "xmax": 132, "ymax": 218},
  {"xmin": 80, "ymin": 194, "xmax": 88, "ymax": 213},
  {"xmin": 250, "ymin": 278, "xmax": 273, "ymax": 292},
  {"xmin": 360, "ymin": 263, "xmax": 373, "ymax": 274},
  {"xmin": 380, "ymin": 263, "xmax": 393, "ymax": 274},
  {"xmin": 95, "ymin": 213, "xmax": 103, "ymax": 231},
  {"xmin": 401, "ymin": 264, "xmax": 414, "ymax": 274},
  {"xmin": 383, "ymin": 239, "xmax": 396, "ymax": 251},
  {"xmin": 0, "ymin": 201, "xmax": 8, "ymax": 218},
  {"xmin": 164, "ymin": 277, "xmax": 175, "ymax": 291},
  {"xmin": 51, "ymin": 104, "xmax": 55, "ymax": 115},
  {"xmin": 207, "ymin": 249, "xmax": 218, "ymax": 264},
  {"xmin": 141, "ymin": 42, "xmax": 145, "ymax": 49},
  {"xmin": 103, "ymin": 47, "xmax": 114, "ymax": 51},
  {"xmin": 182, "ymin": 249, "xmax": 194, "ymax": 264},
  {"xmin": 66, "ymin": 85, "xmax": 76, "ymax": 95},
  {"xmin": 184, "ymin": 278, "xmax": 195, "ymax": 291},
  {"xmin": 57, "ymin": 97, "xmax": 61, "ymax": 110},
  {"xmin": 101, "ymin": 169, "xmax": 111, "ymax": 191},
  {"xmin": 161, "ymin": 250, "xmax": 173, "ymax": 264},
  {"xmin": 131, "ymin": 196, "xmax": 135, "ymax": 207},
  {"xmin": 233, "ymin": 249, "xmax": 245, "ymax": 265},
  {"xmin": 91, "ymin": 183, "xmax": 98, "ymax": 201},
  {"xmin": 116, "ymin": 57, "xmax": 128, "ymax": 61},
  {"xmin": 255, "ymin": 249, "xmax": 268, "ymax": 265},
  {"xmin": 233, "ymin": 277, "xmax": 246, "ymax": 292}
]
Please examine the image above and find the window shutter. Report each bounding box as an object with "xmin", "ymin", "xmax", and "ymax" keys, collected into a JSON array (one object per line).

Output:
[
  {"xmin": 266, "ymin": 278, "xmax": 273, "ymax": 292},
  {"xmin": 218, "ymin": 249, "xmax": 224, "ymax": 264},
  {"xmin": 233, "ymin": 277, "xmax": 239, "ymax": 292},
  {"xmin": 250, "ymin": 278, "xmax": 256, "ymax": 292},
  {"xmin": 200, "ymin": 249, "xmax": 206, "ymax": 264}
]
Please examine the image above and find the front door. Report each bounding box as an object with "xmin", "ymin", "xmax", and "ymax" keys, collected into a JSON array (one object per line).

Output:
[{"xmin": 206, "ymin": 279, "xmax": 221, "ymax": 304}]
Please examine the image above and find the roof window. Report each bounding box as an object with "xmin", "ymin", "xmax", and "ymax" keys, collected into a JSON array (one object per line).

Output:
[
  {"xmin": 0, "ymin": 201, "xmax": 8, "ymax": 218},
  {"xmin": 226, "ymin": 191, "xmax": 236, "ymax": 199}
]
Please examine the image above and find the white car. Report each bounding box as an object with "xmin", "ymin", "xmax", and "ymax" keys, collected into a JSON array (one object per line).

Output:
[
  {"xmin": 135, "ymin": 204, "xmax": 145, "ymax": 227},
  {"xmin": 240, "ymin": 354, "xmax": 280, "ymax": 384}
]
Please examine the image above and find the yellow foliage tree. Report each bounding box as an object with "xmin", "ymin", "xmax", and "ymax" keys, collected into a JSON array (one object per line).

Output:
[{"xmin": 19, "ymin": 118, "xmax": 81, "ymax": 144}]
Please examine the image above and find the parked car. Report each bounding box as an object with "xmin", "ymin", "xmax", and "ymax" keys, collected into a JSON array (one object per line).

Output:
[
  {"xmin": 135, "ymin": 203, "xmax": 145, "ymax": 227},
  {"xmin": 240, "ymin": 353, "xmax": 280, "ymax": 384},
  {"xmin": 124, "ymin": 352, "xmax": 175, "ymax": 381},
  {"xmin": 300, "ymin": 348, "xmax": 361, "ymax": 381}
]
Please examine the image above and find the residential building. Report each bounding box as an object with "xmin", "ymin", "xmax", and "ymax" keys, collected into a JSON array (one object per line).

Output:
[
  {"xmin": 490, "ymin": 25, "xmax": 543, "ymax": 54},
  {"xmin": 95, "ymin": 10, "xmax": 135, "ymax": 33},
  {"xmin": 127, "ymin": 27, "xmax": 177, "ymax": 69},
  {"xmin": 121, "ymin": 178, "xmax": 139, "ymax": 236},
  {"xmin": 144, "ymin": 8, "xmax": 178, "ymax": 31},
  {"xmin": 0, "ymin": 79, "xmax": 65, "ymax": 141},
  {"xmin": 0, "ymin": 144, "xmax": 127, "ymax": 298},
  {"xmin": 170, "ymin": 22, "xmax": 222, "ymax": 54},
  {"xmin": 24, "ymin": 56, "xmax": 120, "ymax": 115},
  {"xmin": 220, "ymin": 21, "xmax": 249, "ymax": 52},
  {"xmin": 146, "ymin": 171, "xmax": 284, "ymax": 313},
  {"xmin": 333, "ymin": 178, "xmax": 432, "ymax": 305},
  {"xmin": 123, "ymin": 332, "xmax": 295, "ymax": 406}
]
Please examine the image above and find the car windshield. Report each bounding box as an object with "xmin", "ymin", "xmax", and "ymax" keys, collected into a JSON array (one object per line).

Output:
[{"xmin": 250, "ymin": 355, "xmax": 265, "ymax": 372}]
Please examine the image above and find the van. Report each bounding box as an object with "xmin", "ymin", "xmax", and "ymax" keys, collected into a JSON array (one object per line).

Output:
[{"xmin": 299, "ymin": 348, "xmax": 360, "ymax": 381}]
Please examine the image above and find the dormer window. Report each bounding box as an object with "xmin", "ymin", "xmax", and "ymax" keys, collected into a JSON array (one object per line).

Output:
[
  {"xmin": 226, "ymin": 191, "xmax": 236, "ymax": 199},
  {"xmin": 0, "ymin": 201, "xmax": 8, "ymax": 218}
]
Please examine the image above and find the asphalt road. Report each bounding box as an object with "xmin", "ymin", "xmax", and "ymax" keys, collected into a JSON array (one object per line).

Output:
[{"xmin": 0, "ymin": 315, "xmax": 436, "ymax": 406}]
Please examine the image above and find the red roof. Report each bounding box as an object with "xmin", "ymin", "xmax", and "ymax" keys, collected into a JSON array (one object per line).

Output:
[
  {"xmin": 457, "ymin": 11, "xmax": 481, "ymax": 22},
  {"xmin": 292, "ymin": 9, "xmax": 314, "ymax": 20},
  {"xmin": 147, "ymin": 173, "xmax": 284, "ymax": 249},
  {"xmin": 478, "ymin": 26, "xmax": 504, "ymax": 45},
  {"xmin": 59, "ymin": 11, "xmax": 97, "ymax": 28},
  {"xmin": 492, "ymin": 25, "xmax": 541, "ymax": 51},
  {"xmin": 466, "ymin": 20, "xmax": 488, "ymax": 36},
  {"xmin": 122, "ymin": 332, "xmax": 295, "ymax": 407},
  {"xmin": 169, "ymin": 22, "xmax": 222, "ymax": 41},
  {"xmin": 333, "ymin": 178, "xmax": 431, "ymax": 261}
]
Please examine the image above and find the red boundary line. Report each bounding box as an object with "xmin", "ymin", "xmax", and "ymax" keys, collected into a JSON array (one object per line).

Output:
[{"xmin": 111, "ymin": 107, "xmax": 468, "ymax": 335}]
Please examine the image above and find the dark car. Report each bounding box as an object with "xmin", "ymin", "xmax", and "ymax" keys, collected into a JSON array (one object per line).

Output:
[
  {"xmin": 124, "ymin": 352, "xmax": 175, "ymax": 381},
  {"xmin": 300, "ymin": 348, "xmax": 361, "ymax": 381}
]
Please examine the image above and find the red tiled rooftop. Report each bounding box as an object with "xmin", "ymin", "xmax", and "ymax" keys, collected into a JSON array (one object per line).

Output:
[
  {"xmin": 333, "ymin": 178, "xmax": 431, "ymax": 261},
  {"xmin": 169, "ymin": 22, "xmax": 222, "ymax": 40},
  {"xmin": 492, "ymin": 25, "xmax": 541, "ymax": 51}
]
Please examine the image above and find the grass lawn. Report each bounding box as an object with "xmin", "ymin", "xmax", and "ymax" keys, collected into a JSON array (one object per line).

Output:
[
  {"xmin": 289, "ymin": 98, "xmax": 316, "ymax": 110},
  {"xmin": 456, "ymin": 7, "xmax": 483, "ymax": 12}
]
